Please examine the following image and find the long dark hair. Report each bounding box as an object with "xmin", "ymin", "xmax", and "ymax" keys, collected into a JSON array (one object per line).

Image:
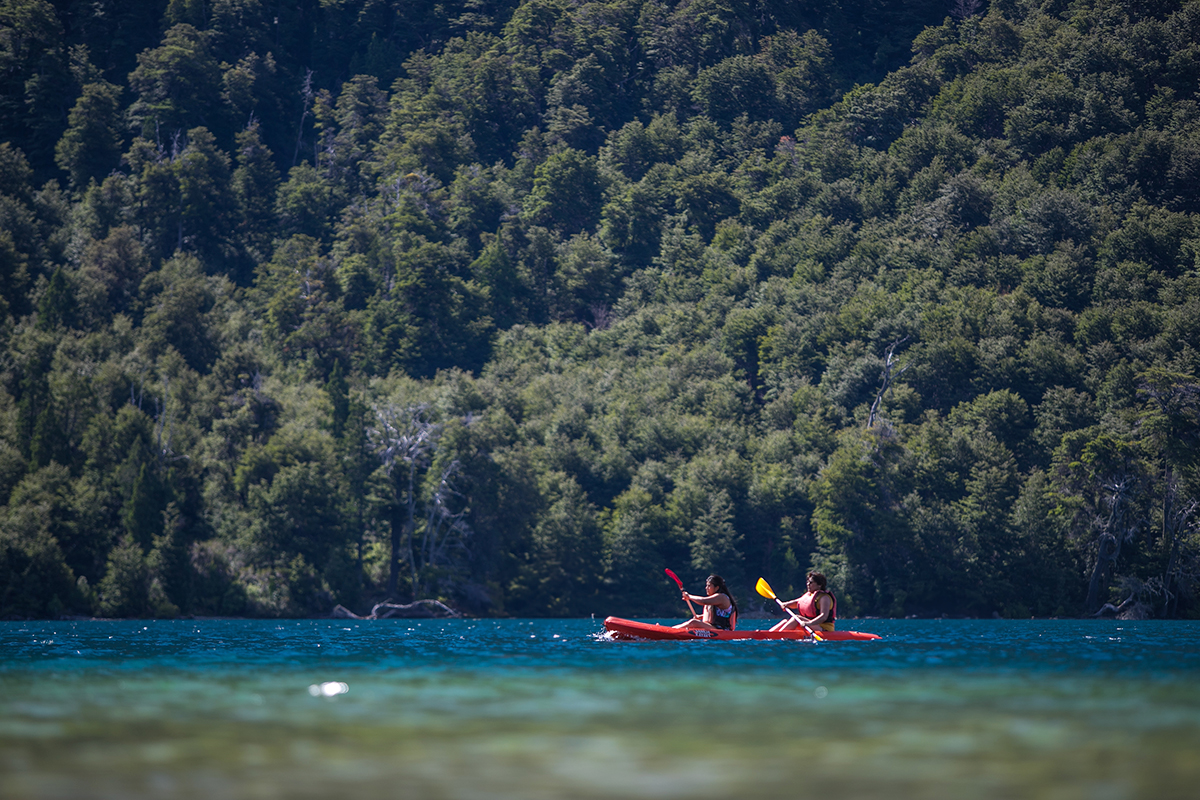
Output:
[{"xmin": 707, "ymin": 574, "xmax": 738, "ymax": 616}]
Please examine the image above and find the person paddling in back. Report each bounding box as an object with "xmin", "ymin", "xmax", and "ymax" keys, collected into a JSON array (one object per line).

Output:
[
  {"xmin": 769, "ymin": 572, "xmax": 836, "ymax": 633},
  {"xmin": 673, "ymin": 574, "xmax": 738, "ymax": 631}
]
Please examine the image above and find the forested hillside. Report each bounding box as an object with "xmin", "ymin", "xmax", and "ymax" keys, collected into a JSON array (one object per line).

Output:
[{"xmin": 2, "ymin": 0, "xmax": 1198, "ymax": 620}]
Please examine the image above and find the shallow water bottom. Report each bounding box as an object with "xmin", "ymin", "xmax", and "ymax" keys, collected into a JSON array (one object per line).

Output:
[
  {"xmin": 3, "ymin": 672, "xmax": 1198, "ymax": 800},
  {"xmin": 9, "ymin": 733, "xmax": 1195, "ymax": 800}
]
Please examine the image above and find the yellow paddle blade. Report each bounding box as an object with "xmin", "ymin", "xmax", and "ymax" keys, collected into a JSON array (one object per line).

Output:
[{"xmin": 755, "ymin": 577, "xmax": 777, "ymax": 600}]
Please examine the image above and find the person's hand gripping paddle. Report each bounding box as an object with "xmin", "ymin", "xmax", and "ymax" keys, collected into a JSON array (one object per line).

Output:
[
  {"xmin": 756, "ymin": 577, "xmax": 823, "ymax": 641},
  {"xmin": 665, "ymin": 568, "xmax": 699, "ymax": 620}
]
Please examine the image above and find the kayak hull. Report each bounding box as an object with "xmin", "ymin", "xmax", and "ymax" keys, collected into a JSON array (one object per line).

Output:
[{"xmin": 603, "ymin": 616, "xmax": 880, "ymax": 641}]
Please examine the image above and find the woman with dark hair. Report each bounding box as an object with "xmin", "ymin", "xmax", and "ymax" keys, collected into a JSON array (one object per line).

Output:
[
  {"xmin": 769, "ymin": 572, "xmax": 836, "ymax": 633},
  {"xmin": 672, "ymin": 574, "xmax": 738, "ymax": 631}
]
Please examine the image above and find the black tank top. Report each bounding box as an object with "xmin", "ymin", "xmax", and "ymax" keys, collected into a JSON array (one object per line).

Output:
[{"xmin": 712, "ymin": 596, "xmax": 734, "ymax": 630}]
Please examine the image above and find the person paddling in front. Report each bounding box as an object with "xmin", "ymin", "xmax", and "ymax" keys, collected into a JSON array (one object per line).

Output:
[
  {"xmin": 673, "ymin": 574, "xmax": 738, "ymax": 631},
  {"xmin": 769, "ymin": 571, "xmax": 835, "ymax": 633}
]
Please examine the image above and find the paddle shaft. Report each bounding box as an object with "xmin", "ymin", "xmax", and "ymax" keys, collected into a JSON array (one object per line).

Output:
[
  {"xmin": 665, "ymin": 569, "xmax": 700, "ymax": 619},
  {"xmin": 756, "ymin": 577, "xmax": 821, "ymax": 638},
  {"xmin": 776, "ymin": 598, "xmax": 814, "ymax": 630}
]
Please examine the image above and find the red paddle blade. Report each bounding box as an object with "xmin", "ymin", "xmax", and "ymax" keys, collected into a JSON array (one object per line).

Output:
[{"xmin": 664, "ymin": 568, "xmax": 684, "ymax": 589}]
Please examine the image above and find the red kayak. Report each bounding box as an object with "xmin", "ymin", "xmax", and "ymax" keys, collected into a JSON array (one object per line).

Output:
[{"xmin": 603, "ymin": 616, "xmax": 881, "ymax": 641}]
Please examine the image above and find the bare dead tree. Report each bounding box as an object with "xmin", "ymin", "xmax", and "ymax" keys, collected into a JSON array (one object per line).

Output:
[
  {"xmin": 867, "ymin": 337, "xmax": 910, "ymax": 430},
  {"xmin": 420, "ymin": 460, "xmax": 472, "ymax": 585},
  {"xmin": 292, "ymin": 68, "xmax": 314, "ymax": 167},
  {"xmin": 369, "ymin": 403, "xmax": 439, "ymax": 599},
  {"xmin": 1136, "ymin": 372, "xmax": 1200, "ymax": 615},
  {"xmin": 589, "ymin": 304, "xmax": 613, "ymax": 331},
  {"xmin": 1085, "ymin": 473, "xmax": 1141, "ymax": 612},
  {"xmin": 950, "ymin": 0, "xmax": 984, "ymax": 21},
  {"xmin": 1162, "ymin": 493, "xmax": 1198, "ymax": 617}
]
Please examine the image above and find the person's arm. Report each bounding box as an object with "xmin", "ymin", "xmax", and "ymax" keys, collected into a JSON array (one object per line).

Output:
[
  {"xmin": 806, "ymin": 593, "xmax": 833, "ymax": 625},
  {"xmin": 683, "ymin": 592, "xmax": 731, "ymax": 609},
  {"xmin": 681, "ymin": 592, "xmax": 701, "ymax": 618}
]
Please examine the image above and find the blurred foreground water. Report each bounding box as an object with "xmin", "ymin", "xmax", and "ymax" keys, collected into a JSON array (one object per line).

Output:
[{"xmin": 2, "ymin": 618, "xmax": 1198, "ymax": 799}]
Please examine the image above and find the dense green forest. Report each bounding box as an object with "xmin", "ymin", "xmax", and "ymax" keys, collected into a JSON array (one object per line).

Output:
[{"xmin": 1, "ymin": 0, "xmax": 1198, "ymax": 620}]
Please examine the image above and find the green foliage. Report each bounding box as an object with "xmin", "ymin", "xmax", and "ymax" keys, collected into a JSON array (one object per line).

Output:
[
  {"xmin": 55, "ymin": 81, "xmax": 124, "ymax": 188},
  {"xmin": 0, "ymin": 463, "xmax": 84, "ymax": 617},
  {"xmin": 509, "ymin": 471, "xmax": 603, "ymax": 616},
  {"xmin": 139, "ymin": 252, "xmax": 221, "ymax": 370},
  {"xmin": 693, "ymin": 55, "xmax": 776, "ymax": 123},
  {"xmin": 2, "ymin": 0, "xmax": 1199, "ymax": 620},
  {"xmin": 524, "ymin": 148, "xmax": 605, "ymax": 234},
  {"xmin": 96, "ymin": 534, "xmax": 150, "ymax": 617},
  {"xmin": 275, "ymin": 162, "xmax": 334, "ymax": 241},
  {"xmin": 127, "ymin": 24, "xmax": 224, "ymax": 139}
]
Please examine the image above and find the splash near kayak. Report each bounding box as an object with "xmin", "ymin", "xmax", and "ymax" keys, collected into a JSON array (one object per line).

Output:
[{"xmin": 603, "ymin": 617, "xmax": 881, "ymax": 641}]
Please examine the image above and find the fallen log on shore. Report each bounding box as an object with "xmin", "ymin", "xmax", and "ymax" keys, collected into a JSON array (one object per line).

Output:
[
  {"xmin": 1092, "ymin": 594, "xmax": 1136, "ymax": 618},
  {"xmin": 332, "ymin": 599, "xmax": 461, "ymax": 619}
]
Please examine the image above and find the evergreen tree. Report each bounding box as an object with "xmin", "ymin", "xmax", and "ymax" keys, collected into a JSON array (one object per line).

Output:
[{"xmin": 55, "ymin": 81, "xmax": 125, "ymax": 189}]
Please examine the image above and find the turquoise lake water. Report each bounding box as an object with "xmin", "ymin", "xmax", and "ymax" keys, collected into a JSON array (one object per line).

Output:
[{"xmin": 2, "ymin": 618, "xmax": 1198, "ymax": 799}]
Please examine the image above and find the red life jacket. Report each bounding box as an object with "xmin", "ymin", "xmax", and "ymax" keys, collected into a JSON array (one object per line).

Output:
[{"xmin": 797, "ymin": 590, "xmax": 836, "ymax": 628}]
